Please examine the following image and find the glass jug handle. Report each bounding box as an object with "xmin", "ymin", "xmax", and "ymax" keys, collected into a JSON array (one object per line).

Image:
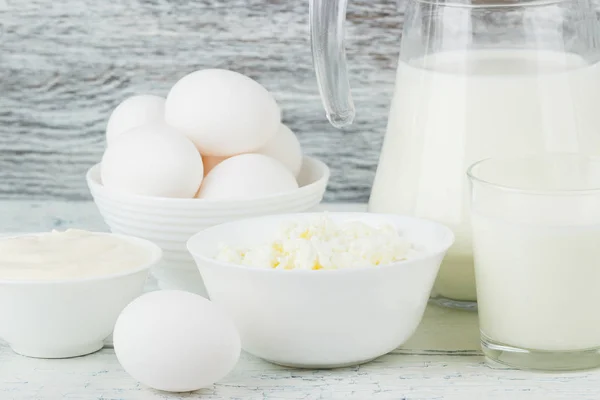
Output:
[{"xmin": 309, "ymin": 0, "xmax": 355, "ymax": 128}]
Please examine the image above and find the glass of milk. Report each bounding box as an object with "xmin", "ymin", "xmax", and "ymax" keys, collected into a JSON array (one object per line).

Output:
[{"xmin": 468, "ymin": 154, "xmax": 600, "ymax": 371}]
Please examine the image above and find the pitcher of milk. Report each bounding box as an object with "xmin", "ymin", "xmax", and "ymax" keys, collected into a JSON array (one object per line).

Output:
[{"xmin": 310, "ymin": 0, "xmax": 600, "ymax": 308}]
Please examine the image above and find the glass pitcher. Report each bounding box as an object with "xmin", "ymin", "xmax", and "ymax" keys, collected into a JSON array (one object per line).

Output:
[{"xmin": 310, "ymin": 0, "xmax": 600, "ymax": 309}]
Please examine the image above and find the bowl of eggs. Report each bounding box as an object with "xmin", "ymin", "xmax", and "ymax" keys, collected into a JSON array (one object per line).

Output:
[{"xmin": 87, "ymin": 69, "xmax": 330, "ymax": 295}]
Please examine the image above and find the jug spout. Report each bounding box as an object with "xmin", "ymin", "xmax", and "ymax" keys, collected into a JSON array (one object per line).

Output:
[{"xmin": 309, "ymin": 0, "xmax": 355, "ymax": 128}]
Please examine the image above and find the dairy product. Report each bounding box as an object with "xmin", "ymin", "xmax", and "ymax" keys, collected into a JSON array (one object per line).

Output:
[
  {"xmin": 472, "ymin": 214, "xmax": 600, "ymax": 351},
  {"xmin": 215, "ymin": 215, "xmax": 416, "ymax": 270},
  {"xmin": 369, "ymin": 49, "xmax": 600, "ymax": 301},
  {"xmin": 470, "ymin": 154, "xmax": 600, "ymax": 351},
  {"xmin": 0, "ymin": 229, "xmax": 153, "ymax": 280}
]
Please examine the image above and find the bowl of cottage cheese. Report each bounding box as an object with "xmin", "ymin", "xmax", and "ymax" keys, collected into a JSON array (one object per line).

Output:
[{"xmin": 187, "ymin": 213, "xmax": 454, "ymax": 368}]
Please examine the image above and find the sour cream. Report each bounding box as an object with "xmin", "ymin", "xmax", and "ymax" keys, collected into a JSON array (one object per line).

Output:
[{"xmin": 0, "ymin": 229, "xmax": 153, "ymax": 280}]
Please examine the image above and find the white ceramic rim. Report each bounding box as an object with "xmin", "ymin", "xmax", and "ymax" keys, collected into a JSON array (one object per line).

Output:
[
  {"xmin": 86, "ymin": 156, "xmax": 330, "ymax": 206},
  {"xmin": 92, "ymin": 192, "xmax": 325, "ymax": 220},
  {"xmin": 187, "ymin": 212, "xmax": 455, "ymax": 275},
  {"xmin": 0, "ymin": 232, "xmax": 162, "ymax": 285}
]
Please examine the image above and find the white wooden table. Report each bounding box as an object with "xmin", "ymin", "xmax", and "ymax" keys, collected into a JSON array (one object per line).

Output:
[{"xmin": 1, "ymin": 201, "xmax": 600, "ymax": 400}]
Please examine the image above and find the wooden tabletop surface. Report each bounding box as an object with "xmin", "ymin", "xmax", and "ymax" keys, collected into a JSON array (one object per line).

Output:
[{"xmin": 1, "ymin": 201, "xmax": 600, "ymax": 400}]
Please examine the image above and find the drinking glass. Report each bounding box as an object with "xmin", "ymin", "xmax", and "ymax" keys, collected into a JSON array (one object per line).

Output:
[{"xmin": 468, "ymin": 154, "xmax": 600, "ymax": 371}]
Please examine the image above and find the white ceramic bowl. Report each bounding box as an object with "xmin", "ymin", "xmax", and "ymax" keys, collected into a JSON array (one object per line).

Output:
[
  {"xmin": 0, "ymin": 233, "xmax": 161, "ymax": 359},
  {"xmin": 87, "ymin": 156, "xmax": 329, "ymax": 296},
  {"xmin": 187, "ymin": 212, "xmax": 454, "ymax": 368}
]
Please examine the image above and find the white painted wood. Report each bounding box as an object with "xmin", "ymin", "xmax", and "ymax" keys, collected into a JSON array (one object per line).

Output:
[
  {"xmin": 0, "ymin": 0, "xmax": 405, "ymax": 203},
  {"xmin": 3, "ymin": 0, "xmax": 600, "ymax": 205},
  {"xmin": 1, "ymin": 201, "xmax": 600, "ymax": 399}
]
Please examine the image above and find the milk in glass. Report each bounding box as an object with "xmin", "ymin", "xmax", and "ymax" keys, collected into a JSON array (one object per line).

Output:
[
  {"xmin": 469, "ymin": 154, "xmax": 600, "ymax": 351},
  {"xmin": 473, "ymin": 216, "xmax": 600, "ymax": 350}
]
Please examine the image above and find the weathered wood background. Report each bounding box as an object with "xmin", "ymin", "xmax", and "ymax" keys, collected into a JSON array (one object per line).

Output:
[{"xmin": 0, "ymin": 0, "xmax": 403, "ymax": 202}]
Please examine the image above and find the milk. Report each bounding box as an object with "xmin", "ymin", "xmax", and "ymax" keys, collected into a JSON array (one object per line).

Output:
[
  {"xmin": 472, "ymin": 215, "xmax": 600, "ymax": 351},
  {"xmin": 469, "ymin": 154, "xmax": 600, "ymax": 351},
  {"xmin": 369, "ymin": 49, "xmax": 600, "ymax": 302}
]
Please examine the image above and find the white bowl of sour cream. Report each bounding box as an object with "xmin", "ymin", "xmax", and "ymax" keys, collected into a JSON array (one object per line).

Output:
[
  {"xmin": 187, "ymin": 213, "xmax": 454, "ymax": 368},
  {"xmin": 0, "ymin": 229, "xmax": 162, "ymax": 359}
]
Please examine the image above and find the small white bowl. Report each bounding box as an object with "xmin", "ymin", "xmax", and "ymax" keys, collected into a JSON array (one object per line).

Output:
[
  {"xmin": 187, "ymin": 212, "xmax": 454, "ymax": 368},
  {"xmin": 87, "ymin": 156, "xmax": 329, "ymax": 296},
  {"xmin": 0, "ymin": 233, "xmax": 162, "ymax": 359}
]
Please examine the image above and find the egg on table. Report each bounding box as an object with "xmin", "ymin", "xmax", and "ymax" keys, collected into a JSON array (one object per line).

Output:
[
  {"xmin": 105, "ymin": 95, "xmax": 166, "ymax": 146},
  {"xmin": 113, "ymin": 290, "xmax": 241, "ymax": 393},
  {"xmin": 256, "ymin": 124, "xmax": 303, "ymax": 177},
  {"xmin": 101, "ymin": 123, "xmax": 203, "ymax": 198},
  {"xmin": 198, "ymin": 154, "xmax": 298, "ymax": 200},
  {"xmin": 164, "ymin": 69, "xmax": 280, "ymax": 157}
]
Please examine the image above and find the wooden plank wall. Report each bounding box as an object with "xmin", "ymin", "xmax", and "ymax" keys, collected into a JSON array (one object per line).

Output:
[
  {"xmin": 3, "ymin": 1, "xmax": 595, "ymax": 202},
  {"xmin": 0, "ymin": 0, "xmax": 402, "ymax": 202}
]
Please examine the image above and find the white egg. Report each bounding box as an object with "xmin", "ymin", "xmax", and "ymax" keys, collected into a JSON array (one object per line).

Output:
[
  {"xmin": 202, "ymin": 155, "xmax": 229, "ymax": 177},
  {"xmin": 106, "ymin": 95, "xmax": 166, "ymax": 145},
  {"xmin": 164, "ymin": 69, "xmax": 280, "ymax": 157},
  {"xmin": 101, "ymin": 123, "xmax": 203, "ymax": 198},
  {"xmin": 113, "ymin": 290, "xmax": 241, "ymax": 393},
  {"xmin": 256, "ymin": 124, "xmax": 303, "ymax": 177},
  {"xmin": 199, "ymin": 154, "xmax": 298, "ymax": 200}
]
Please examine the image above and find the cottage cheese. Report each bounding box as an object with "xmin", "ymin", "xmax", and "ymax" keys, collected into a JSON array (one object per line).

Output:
[{"xmin": 215, "ymin": 215, "xmax": 416, "ymax": 270}]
